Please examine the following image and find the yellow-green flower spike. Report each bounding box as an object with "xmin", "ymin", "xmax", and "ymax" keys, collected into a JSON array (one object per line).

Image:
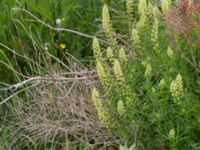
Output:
[
  {"xmin": 114, "ymin": 59, "xmax": 124, "ymax": 81},
  {"xmin": 92, "ymin": 87, "xmax": 102, "ymax": 110},
  {"xmin": 102, "ymin": 4, "xmax": 116, "ymax": 47},
  {"xmin": 117, "ymin": 100, "xmax": 125, "ymax": 116},
  {"xmin": 126, "ymin": 0, "xmax": 134, "ymax": 24},
  {"xmin": 168, "ymin": 128, "xmax": 175, "ymax": 140},
  {"xmin": 132, "ymin": 28, "xmax": 140, "ymax": 49},
  {"xmin": 92, "ymin": 88, "xmax": 109, "ymax": 125},
  {"xmin": 96, "ymin": 61, "xmax": 106, "ymax": 82},
  {"xmin": 93, "ymin": 37, "xmax": 103, "ymax": 62},
  {"xmin": 119, "ymin": 47, "xmax": 127, "ymax": 62},
  {"xmin": 138, "ymin": 0, "xmax": 147, "ymax": 28},
  {"xmin": 152, "ymin": 87, "xmax": 156, "ymax": 93},
  {"xmin": 106, "ymin": 47, "xmax": 114, "ymax": 63},
  {"xmin": 102, "ymin": 4, "xmax": 111, "ymax": 33},
  {"xmin": 145, "ymin": 63, "xmax": 152, "ymax": 80},
  {"xmin": 167, "ymin": 46, "xmax": 174, "ymax": 58},
  {"xmin": 151, "ymin": 6, "xmax": 159, "ymax": 52},
  {"xmin": 170, "ymin": 74, "xmax": 183, "ymax": 104},
  {"xmin": 138, "ymin": 0, "xmax": 147, "ymax": 16},
  {"xmin": 159, "ymin": 79, "xmax": 165, "ymax": 87},
  {"xmin": 153, "ymin": 5, "xmax": 160, "ymax": 19},
  {"xmin": 161, "ymin": 0, "xmax": 171, "ymax": 13},
  {"xmin": 148, "ymin": 3, "xmax": 153, "ymax": 16}
]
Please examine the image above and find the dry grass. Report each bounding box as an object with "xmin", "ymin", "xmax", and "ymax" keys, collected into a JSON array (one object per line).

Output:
[
  {"xmin": 1, "ymin": 63, "xmax": 119, "ymax": 149},
  {"xmin": 10, "ymin": 70, "xmax": 118, "ymax": 149}
]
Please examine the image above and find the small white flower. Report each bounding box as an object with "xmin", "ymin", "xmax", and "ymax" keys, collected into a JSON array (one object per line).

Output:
[
  {"xmin": 55, "ymin": 18, "xmax": 62, "ymax": 25},
  {"xmin": 44, "ymin": 42, "xmax": 49, "ymax": 46},
  {"xmin": 44, "ymin": 46, "xmax": 48, "ymax": 51},
  {"xmin": 44, "ymin": 42, "xmax": 49, "ymax": 51}
]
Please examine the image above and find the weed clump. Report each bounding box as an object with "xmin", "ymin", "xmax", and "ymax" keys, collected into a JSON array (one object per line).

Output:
[{"xmin": 92, "ymin": 0, "xmax": 200, "ymax": 149}]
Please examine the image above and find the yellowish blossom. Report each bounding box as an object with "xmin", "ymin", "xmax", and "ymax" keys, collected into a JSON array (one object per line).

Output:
[
  {"xmin": 151, "ymin": 6, "xmax": 160, "ymax": 52},
  {"xmin": 167, "ymin": 46, "xmax": 174, "ymax": 58},
  {"xmin": 159, "ymin": 79, "xmax": 165, "ymax": 87},
  {"xmin": 138, "ymin": 0, "xmax": 147, "ymax": 28},
  {"xmin": 106, "ymin": 47, "xmax": 114, "ymax": 63},
  {"xmin": 170, "ymin": 74, "xmax": 183, "ymax": 104},
  {"xmin": 92, "ymin": 88, "xmax": 109, "ymax": 125},
  {"xmin": 168, "ymin": 128, "xmax": 175, "ymax": 140},
  {"xmin": 138, "ymin": 0, "xmax": 147, "ymax": 16},
  {"xmin": 117, "ymin": 100, "xmax": 125, "ymax": 116},
  {"xmin": 59, "ymin": 44, "xmax": 66, "ymax": 49},
  {"xmin": 102, "ymin": 4, "xmax": 116, "ymax": 47},
  {"xmin": 119, "ymin": 47, "xmax": 127, "ymax": 62},
  {"xmin": 132, "ymin": 28, "xmax": 140, "ymax": 48},
  {"xmin": 96, "ymin": 61, "xmax": 106, "ymax": 82},
  {"xmin": 114, "ymin": 59, "xmax": 124, "ymax": 81},
  {"xmin": 93, "ymin": 37, "xmax": 103, "ymax": 62},
  {"xmin": 145, "ymin": 63, "xmax": 152, "ymax": 79},
  {"xmin": 126, "ymin": 0, "xmax": 134, "ymax": 23},
  {"xmin": 161, "ymin": 0, "xmax": 171, "ymax": 13}
]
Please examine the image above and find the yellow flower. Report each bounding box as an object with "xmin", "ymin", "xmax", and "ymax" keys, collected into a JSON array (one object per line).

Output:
[
  {"xmin": 161, "ymin": 0, "xmax": 171, "ymax": 13},
  {"xmin": 151, "ymin": 6, "xmax": 160, "ymax": 52},
  {"xmin": 92, "ymin": 87, "xmax": 110, "ymax": 126},
  {"xmin": 59, "ymin": 44, "xmax": 66, "ymax": 49},
  {"xmin": 96, "ymin": 61, "xmax": 106, "ymax": 81},
  {"xmin": 114, "ymin": 59, "xmax": 124, "ymax": 81},
  {"xmin": 119, "ymin": 47, "xmax": 127, "ymax": 62},
  {"xmin": 106, "ymin": 47, "xmax": 114, "ymax": 63},
  {"xmin": 169, "ymin": 128, "xmax": 175, "ymax": 140},
  {"xmin": 132, "ymin": 28, "xmax": 140, "ymax": 48},
  {"xmin": 93, "ymin": 37, "xmax": 103, "ymax": 62},
  {"xmin": 170, "ymin": 74, "xmax": 183, "ymax": 104},
  {"xmin": 117, "ymin": 100, "xmax": 125, "ymax": 116},
  {"xmin": 137, "ymin": 0, "xmax": 147, "ymax": 28},
  {"xmin": 126, "ymin": 0, "xmax": 134, "ymax": 21},
  {"xmin": 102, "ymin": 4, "xmax": 112, "ymax": 34},
  {"xmin": 138, "ymin": 0, "xmax": 147, "ymax": 16},
  {"xmin": 167, "ymin": 46, "xmax": 174, "ymax": 58},
  {"xmin": 145, "ymin": 63, "xmax": 152, "ymax": 80},
  {"xmin": 153, "ymin": 5, "xmax": 160, "ymax": 18},
  {"xmin": 102, "ymin": 4, "xmax": 117, "ymax": 47},
  {"xmin": 159, "ymin": 79, "xmax": 165, "ymax": 87}
]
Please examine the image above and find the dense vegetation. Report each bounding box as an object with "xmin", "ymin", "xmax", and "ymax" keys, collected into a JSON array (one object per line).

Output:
[{"xmin": 1, "ymin": 0, "xmax": 200, "ymax": 149}]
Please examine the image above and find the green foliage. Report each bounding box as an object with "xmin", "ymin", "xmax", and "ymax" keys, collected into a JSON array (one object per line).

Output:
[{"xmin": 92, "ymin": 0, "xmax": 200, "ymax": 149}]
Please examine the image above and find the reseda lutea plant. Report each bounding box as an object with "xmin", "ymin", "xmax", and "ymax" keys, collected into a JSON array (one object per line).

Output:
[
  {"xmin": 166, "ymin": 0, "xmax": 200, "ymax": 87},
  {"xmin": 92, "ymin": 0, "xmax": 200, "ymax": 149}
]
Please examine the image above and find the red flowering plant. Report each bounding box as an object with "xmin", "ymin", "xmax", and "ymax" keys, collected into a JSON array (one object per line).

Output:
[{"xmin": 166, "ymin": 0, "xmax": 200, "ymax": 74}]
